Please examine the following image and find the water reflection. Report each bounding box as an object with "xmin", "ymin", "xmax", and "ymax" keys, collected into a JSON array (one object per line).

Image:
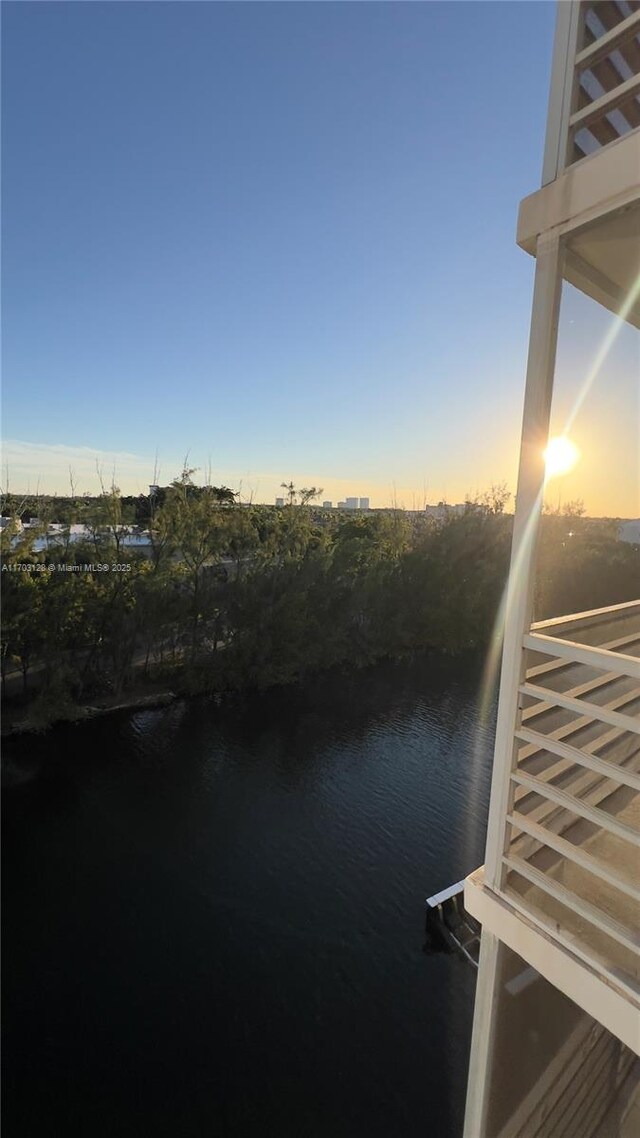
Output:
[{"xmin": 3, "ymin": 653, "xmax": 495, "ymax": 1137}]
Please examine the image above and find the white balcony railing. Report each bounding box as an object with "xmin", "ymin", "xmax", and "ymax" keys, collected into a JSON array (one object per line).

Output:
[
  {"xmin": 544, "ymin": 1, "xmax": 640, "ymax": 182},
  {"xmin": 497, "ymin": 600, "xmax": 640, "ymax": 1001}
]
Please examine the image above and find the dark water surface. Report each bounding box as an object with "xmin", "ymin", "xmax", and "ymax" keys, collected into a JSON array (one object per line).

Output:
[{"xmin": 3, "ymin": 655, "xmax": 495, "ymax": 1138}]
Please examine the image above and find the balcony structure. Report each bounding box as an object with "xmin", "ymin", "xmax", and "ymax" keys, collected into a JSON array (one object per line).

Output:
[
  {"xmin": 466, "ymin": 601, "xmax": 639, "ymax": 1045},
  {"xmin": 462, "ymin": 3, "xmax": 639, "ymax": 1135},
  {"xmin": 545, "ymin": 0, "xmax": 640, "ymax": 173}
]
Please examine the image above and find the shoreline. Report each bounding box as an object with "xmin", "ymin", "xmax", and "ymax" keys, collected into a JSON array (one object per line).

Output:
[
  {"xmin": 1, "ymin": 643, "xmax": 484, "ymax": 740},
  {"xmin": 2, "ymin": 689, "xmax": 179, "ymax": 737}
]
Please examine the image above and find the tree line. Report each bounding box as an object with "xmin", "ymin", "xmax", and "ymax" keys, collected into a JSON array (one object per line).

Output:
[{"xmin": 1, "ymin": 474, "xmax": 638, "ymax": 728}]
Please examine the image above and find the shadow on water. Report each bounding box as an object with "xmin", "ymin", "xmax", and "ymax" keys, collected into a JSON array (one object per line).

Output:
[{"xmin": 2, "ymin": 652, "xmax": 496, "ymax": 1137}]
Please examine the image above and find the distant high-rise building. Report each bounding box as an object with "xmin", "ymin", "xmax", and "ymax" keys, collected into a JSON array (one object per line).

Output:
[
  {"xmin": 345, "ymin": 497, "xmax": 358, "ymax": 509},
  {"xmin": 322, "ymin": 501, "xmax": 332, "ymax": 509},
  {"xmin": 275, "ymin": 497, "xmax": 285, "ymax": 508},
  {"xmin": 337, "ymin": 501, "xmax": 346, "ymax": 509},
  {"xmin": 359, "ymin": 497, "xmax": 370, "ymax": 510}
]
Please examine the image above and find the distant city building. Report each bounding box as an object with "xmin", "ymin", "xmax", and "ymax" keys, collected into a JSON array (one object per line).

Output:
[
  {"xmin": 337, "ymin": 501, "xmax": 346, "ymax": 509},
  {"xmin": 345, "ymin": 497, "xmax": 358, "ymax": 510},
  {"xmin": 149, "ymin": 485, "xmax": 159, "ymax": 498},
  {"xmin": 18, "ymin": 524, "xmax": 153, "ymax": 556},
  {"xmin": 424, "ymin": 502, "xmax": 466, "ymax": 522},
  {"xmin": 618, "ymin": 519, "xmax": 640, "ymax": 545},
  {"xmin": 275, "ymin": 497, "xmax": 285, "ymax": 508},
  {"xmin": 359, "ymin": 497, "xmax": 370, "ymax": 510},
  {"xmin": 322, "ymin": 501, "xmax": 332, "ymax": 509}
]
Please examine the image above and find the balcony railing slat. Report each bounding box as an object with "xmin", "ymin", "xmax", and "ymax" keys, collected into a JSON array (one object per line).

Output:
[
  {"xmin": 519, "ymin": 682, "xmax": 640, "ymax": 735},
  {"xmin": 574, "ymin": 10, "xmax": 640, "ymax": 70},
  {"xmin": 517, "ymin": 720, "xmax": 627, "ymax": 769},
  {"xmin": 511, "ymin": 769, "xmax": 640, "ymax": 847},
  {"xmin": 503, "ymin": 854, "xmax": 640, "ymax": 955},
  {"xmin": 507, "ymin": 810, "xmax": 640, "ymax": 902},
  {"xmin": 531, "ymin": 598, "xmax": 640, "ymax": 632},
  {"xmin": 526, "ymin": 632, "xmax": 640, "ymax": 680},
  {"xmin": 514, "ymin": 735, "xmax": 639, "ymax": 838},
  {"xmin": 579, "ymin": 100, "xmax": 623, "ymax": 145},
  {"xmin": 521, "ymin": 674, "xmax": 639, "ymax": 724},
  {"xmin": 515, "ymin": 758, "xmax": 639, "ymax": 824},
  {"xmin": 569, "ymin": 71, "xmax": 640, "ymax": 130},
  {"xmin": 523, "ymin": 632, "xmax": 640, "ymax": 679},
  {"xmin": 515, "ymin": 726, "xmax": 640, "ymax": 791},
  {"xmin": 589, "ymin": 47, "xmax": 627, "ymax": 89}
]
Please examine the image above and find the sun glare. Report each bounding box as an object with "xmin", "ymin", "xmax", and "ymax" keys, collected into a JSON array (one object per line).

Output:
[{"xmin": 544, "ymin": 435, "xmax": 580, "ymax": 479}]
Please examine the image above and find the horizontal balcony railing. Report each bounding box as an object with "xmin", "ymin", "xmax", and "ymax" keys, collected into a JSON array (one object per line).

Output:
[
  {"xmin": 498, "ymin": 600, "xmax": 640, "ymax": 1002},
  {"xmin": 568, "ymin": 1, "xmax": 640, "ymax": 166}
]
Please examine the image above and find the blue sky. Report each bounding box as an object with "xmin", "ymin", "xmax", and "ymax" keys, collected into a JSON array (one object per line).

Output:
[{"xmin": 1, "ymin": 1, "xmax": 583, "ymax": 506}]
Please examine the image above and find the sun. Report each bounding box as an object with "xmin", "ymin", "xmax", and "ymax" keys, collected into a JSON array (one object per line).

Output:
[{"xmin": 544, "ymin": 435, "xmax": 580, "ymax": 479}]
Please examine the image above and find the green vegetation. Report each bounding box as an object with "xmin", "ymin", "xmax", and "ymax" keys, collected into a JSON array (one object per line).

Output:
[{"xmin": 1, "ymin": 476, "xmax": 638, "ymax": 729}]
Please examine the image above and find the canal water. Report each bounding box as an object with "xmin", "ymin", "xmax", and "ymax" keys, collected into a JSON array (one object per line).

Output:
[{"xmin": 2, "ymin": 654, "xmax": 496, "ymax": 1137}]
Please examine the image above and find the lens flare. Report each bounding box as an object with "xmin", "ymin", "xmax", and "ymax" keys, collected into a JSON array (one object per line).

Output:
[
  {"xmin": 468, "ymin": 271, "xmax": 640, "ymax": 875},
  {"xmin": 544, "ymin": 435, "xmax": 579, "ymax": 479},
  {"xmin": 564, "ymin": 269, "xmax": 640, "ymax": 435}
]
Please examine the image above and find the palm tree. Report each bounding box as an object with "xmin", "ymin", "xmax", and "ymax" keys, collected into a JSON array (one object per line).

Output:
[
  {"xmin": 281, "ymin": 481, "xmax": 297, "ymax": 506},
  {"xmin": 211, "ymin": 486, "xmax": 237, "ymax": 505}
]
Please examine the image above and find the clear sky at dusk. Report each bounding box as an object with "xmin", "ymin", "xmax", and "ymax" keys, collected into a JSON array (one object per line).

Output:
[{"xmin": 4, "ymin": 0, "xmax": 632, "ymax": 514}]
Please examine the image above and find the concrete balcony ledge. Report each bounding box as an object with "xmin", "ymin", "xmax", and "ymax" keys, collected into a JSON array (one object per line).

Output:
[
  {"xmin": 517, "ymin": 133, "xmax": 640, "ymax": 327},
  {"xmin": 519, "ymin": 129, "xmax": 640, "ymax": 251},
  {"xmin": 464, "ymin": 866, "xmax": 640, "ymax": 1054}
]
